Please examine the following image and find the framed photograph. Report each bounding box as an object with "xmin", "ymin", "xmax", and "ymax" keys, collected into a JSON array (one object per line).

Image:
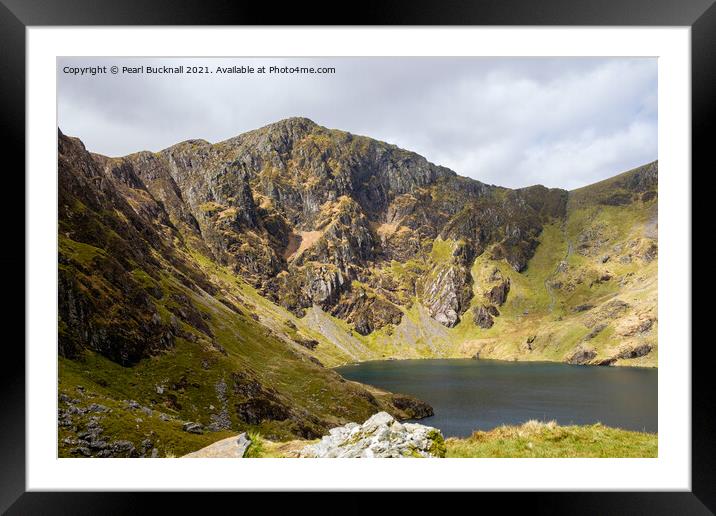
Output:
[{"xmin": 4, "ymin": 0, "xmax": 710, "ymax": 512}]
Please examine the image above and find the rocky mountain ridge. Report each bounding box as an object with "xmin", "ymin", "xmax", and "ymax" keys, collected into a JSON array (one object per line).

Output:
[{"xmin": 81, "ymin": 117, "xmax": 570, "ymax": 342}]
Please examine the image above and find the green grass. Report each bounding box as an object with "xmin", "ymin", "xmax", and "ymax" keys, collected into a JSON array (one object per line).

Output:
[
  {"xmin": 429, "ymin": 237, "xmax": 456, "ymax": 264},
  {"xmin": 445, "ymin": 420, "xmax": 657, "ymax": 458},
  {"xmin": 59, "ymin": 355, "xmax": 237, "ymax": 457},
  {"xmin": 59, "ymin": 235, "xmax": 107, "ymax": 266},
  {"xmin": 244, "ymin": 431, "xmax": 265, "ymax": 458}
]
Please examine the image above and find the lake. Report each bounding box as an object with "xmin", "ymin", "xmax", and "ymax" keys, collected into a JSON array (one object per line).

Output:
[{"xmin": 335, "ymin": 359, "xmax": 657, "ymax": 437}]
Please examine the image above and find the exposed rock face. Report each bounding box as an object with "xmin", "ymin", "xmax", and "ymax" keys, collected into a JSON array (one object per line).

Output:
[
  {"xmin": 595, "ymin": 342, "xmax": 653, "ymax": 366},
  {"xmin": 330, "ymin": 287, "xmax": 404, "ymax": 335},
  {"xmin": 584, "ymin": 299, "xmax": 629, "ymax": 328},
  {"xmin": 422, "ymin": 263, "xmax": 473, "ymax": 327},
  {"xmin": 59, "ymin": 118, "xmax": 572, "ymax": 340},
  {"xmin": 486, "ymin": 279, "xmax": 511, "ymax": 306},
  {"xmin": 299, "ymin": 412, "xmax": 446, "ymax": 458},
  {"xmin": 615, "ymin": 315, "xmax": 655, "ymax": 336},
  {"xmin": 473, "ymin": 305, "xmax": 498, "ymax": 329},
  {"xmin": 565, "ymin": 345, "xmax": 597, "ymax": 365},
  {"xmin": 617, "ymin": 342, "xmax": 652, "ymax": 359},
  {"xmin": 389, "ymin": 396, "xmax": 434, "ymax": 419}
]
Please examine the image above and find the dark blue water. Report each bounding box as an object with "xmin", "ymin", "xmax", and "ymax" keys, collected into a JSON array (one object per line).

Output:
[{"xmin": 336, "ymin": 359, "xmax": 657, "ymax": 437}]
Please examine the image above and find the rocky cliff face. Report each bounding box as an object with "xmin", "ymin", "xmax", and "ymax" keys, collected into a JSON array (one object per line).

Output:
[{"xmin": 64, "ymin": 117, "xmax": 566, "ymax": 340}]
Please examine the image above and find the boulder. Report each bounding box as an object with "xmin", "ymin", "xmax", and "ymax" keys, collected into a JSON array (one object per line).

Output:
[
  {"xmin": 183, "ymin": 432, "xmax": 251, "ymax": 458},
  {"xmin": 299, "ymin": 412, "xmax": 446, "ymax": 458},
  {"xmin": 182, "ymin": 422, "xmax": 205, "ymax": 434}
]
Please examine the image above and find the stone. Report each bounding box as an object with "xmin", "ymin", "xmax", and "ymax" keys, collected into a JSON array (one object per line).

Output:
[
  {"xmin": 565, "ymin": 344, "xmax": 597, "ymax": 365},
  {"xmin": 87, "ymin": 403, "xmax": 110, "ymax": 413},
  {"xmin": 182, "ymin": 422, "xmax": 205, "ymax": 434},
  {"xmin": 183, "ymin": 432, "xmax": 252, "ymax": 458},
  {"xmin": 585, "ymin": 323, "xmax": 607, "ymax": 340},
  {"xmin": 573, "ymin": 304, "xmax": 594, "ymax": 312},
  {"xmin": 109, "ymin": 440, "xmax": 136, "ymax": 456},
  {"xmin": 299, "ymin": 411, "xmax": 446, "ymax": 458}
]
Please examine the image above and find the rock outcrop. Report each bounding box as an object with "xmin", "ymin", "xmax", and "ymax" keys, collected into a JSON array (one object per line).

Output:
[
  {"xmin": 486, "ymin": 279, "xmax": 511, "ymax": 306},
  {"xmin": 565, "ymin": 344, "xmax": 597, "ymax": 365},
  {"xmin": 473, "ymin": 304, "xmax": 499, "ymax": 329},
  {"xmin": 299, "ymin": 412, "xmax": 446, "ymax": 458}
]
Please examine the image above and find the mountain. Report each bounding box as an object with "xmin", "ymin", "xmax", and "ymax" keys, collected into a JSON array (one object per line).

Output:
[{"xmin": 57, "ymin": 118, "xmax": 657, "ymax": 457}]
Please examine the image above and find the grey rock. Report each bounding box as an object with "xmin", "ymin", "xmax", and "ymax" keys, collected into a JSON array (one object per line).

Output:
[
  {"xmin": 299, "ymin": 411, "xmax": 445, "ymax": 458},
  {"xmin": 585, "ymin": 323, "xmax": 607, "ymax": 340},
  {"xmin": 87, "ymin": 403, "xmax": 110, "ymax": 413},
  {"xmin": 485, "ymin": 279, "xmax": 511, "ymax": 306},
  {"xmin": 183, "ymin": 432, "xmax": 252, "ymax": 458},
  {"xmin": 573, "ymin": 303, "xmax": 594, "ymax": 312},
  {"xmin": 109, "ymin": 440, "xmax": 136, "ymax": 456},
  {"xmin": 617, "ymin": 342, "xmax": 652, "ymax": 359},
  {"xmin": 565, "ymin": 344, "xmax": 597, "ymax": 365},
  {"xmin": 182, "ymin": 422, "xmax": 205, "ymax": 434},
  {"xmin": 473, "ymin": 305, "xmax": 495, "ymax": 329},
  {"xmin": 422, "ymin": 263, "xmax": 473, "ymax": 327}
]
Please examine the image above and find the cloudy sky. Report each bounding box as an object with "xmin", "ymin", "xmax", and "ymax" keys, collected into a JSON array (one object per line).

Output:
[{"xmin": 58, "ymin": 57, "xmax": 656, "ymax": 190}]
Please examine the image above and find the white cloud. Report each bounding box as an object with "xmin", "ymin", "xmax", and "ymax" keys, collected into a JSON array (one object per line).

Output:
[{"xmin": 58, "ymin": 57, "xmax": 656, "ymax": 190}]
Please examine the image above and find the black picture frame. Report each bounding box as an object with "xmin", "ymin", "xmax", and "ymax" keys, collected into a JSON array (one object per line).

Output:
[{"xmin": 2, "ymin": 0, "xmax": 709, "ymax": 513}]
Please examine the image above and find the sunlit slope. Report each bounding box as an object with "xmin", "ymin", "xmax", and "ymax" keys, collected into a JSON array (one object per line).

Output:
[{"xmin": 296, "ymin": 162, "xmax": 658, "ymax": 367}]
